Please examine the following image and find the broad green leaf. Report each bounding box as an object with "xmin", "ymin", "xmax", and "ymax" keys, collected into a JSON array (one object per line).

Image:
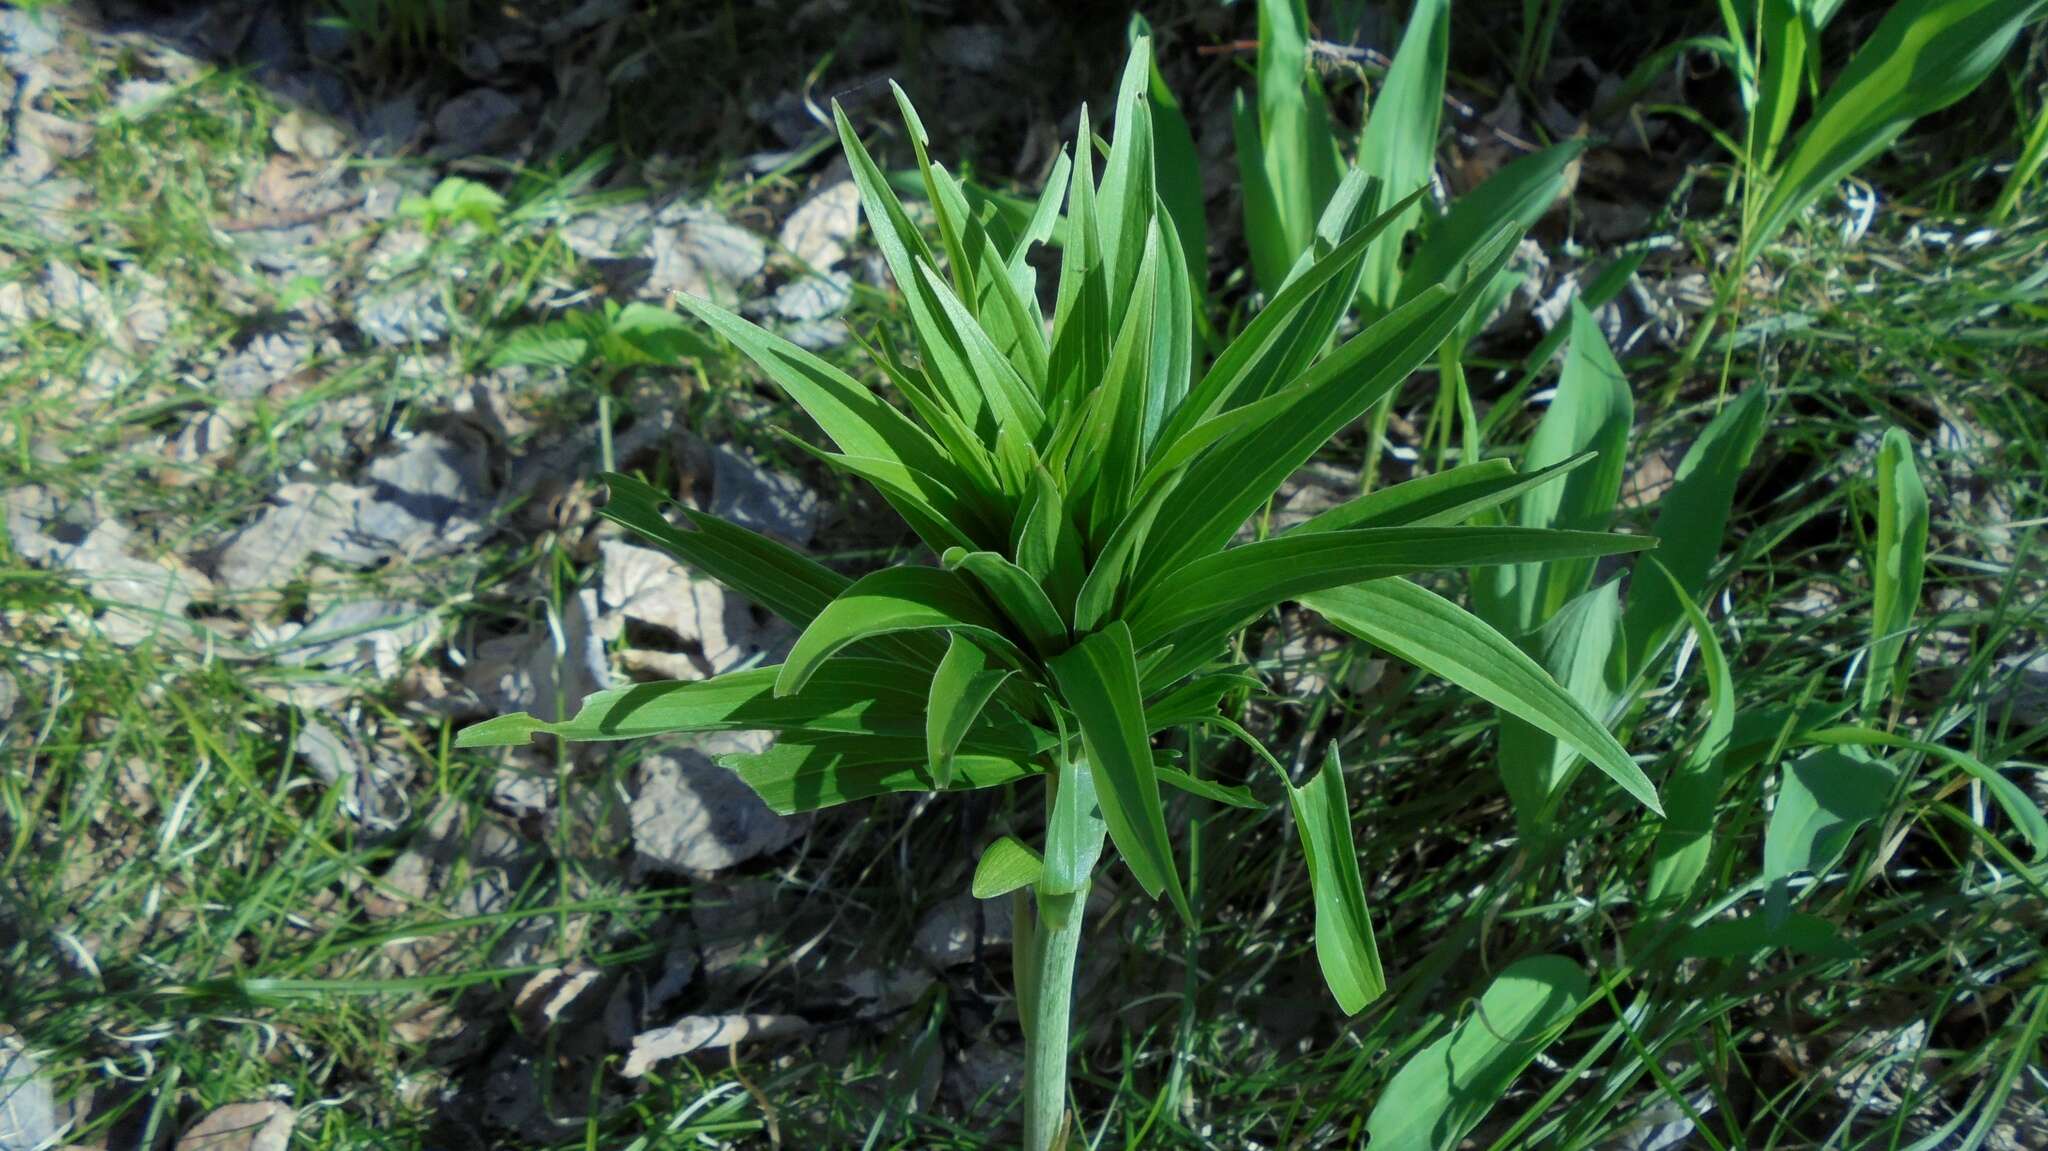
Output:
[
  {"xmin": 605, "ymin": 302, "xmax": 712, "ymax": 365},
  {"xmin": 1139, "ymin": 230, "xmax": 1521, "ymax": 589},
  {"xmin": 1745, "ymin": 0, "xmax": 2048, "ymax": 264},
  {"xmin": 1046, "ymin": 622, "xmax": 1190, "ymax": 921},
  {"xmin": 457, "ymin": 661, "xmax": 931, "ymax": 748},
  {"xmin": 1296, "ymin": 454, "xmax": 1594, "ymax": 535},
  {"xmin": 777, "ymin": 567, "xmax": 1027, "ymax": 697},
  {"xmin": 1753, "ymin": 0, "xmax": 1811, "ymax": 170},
  {"xmin": 1676, "ymin": 910, "xmax": 1859, "ymax": 960},
  {"xmin": 1158, "ymin": 766, "xmax": 1261, "ymax": 810},
  {"xmin": 1481, "ymin": 299, "xmax": 1634, "ymax": 634},
  {"xmin": 725, "ymin": 736, "xmax": 1032, "ymax": 815},
  {"xmin": 972, "ymin": 835, "xmax": 1044, "ymax": 899},
  {"xmin": 1303, "ymin": 579, "xmax": 1663, "ymax": 815},
  {"xmin": 1862, "ymin": 427, "xmax": 1928, "ymax": 714},
  {"xmin": 1481, "ymin": 251, "xmax": 1650, "ymax": 441},
  {"xmin": 1497, "ymin": 580, "xmax": 1626, "ymax": 836},
  {"xmin": 943, "ymin": 548, "xmax": 1070, "ymax": 658},
  {"xmin": 1803, "ymin": 726, "xmax": 2048, "ymax": 860},
  {"xmin": 489, "ymin": 320, "xmax": 590, "ymax": 369},
  {"xmin": 1400, "ymin": 140, "xmax": 1589, "ymax": 305},
  {"xmin": 1286, "ymin": 746, "xmax": 1385, "ymax": 1012},
  {"xmin": 1128, "ymin": 526, "xmax": 1655, "ymax": 652},
  {"xmin": 1763, "ymin": 747, "xmax": 1898, "ymax": 884},
  {"xmin": 1645, "ymin": 561, "xmax": 1738, "ymax": 911},
  {"xmin": 1013, "ymin": 466, "xmax": 1087, "ymax": 619},
  {"xmin": 1144, "ymin": 671, "xmax": 1261, "ymax": 733},
  {"xmin": 1365, "ymin": 955, "xmax": 1589, "ymax": 1151},
  {"xmin": 1357, "ymin": 0, "xmax": 1449, "ymax": 310},
  {"xmin": 1043, "ymin": 759, "xmax": 1108, "ymax": 897},
  {"xmin": 1620, "ymin": 387, "xmax": 1769, "ymax": 677},
  {"xmin": 927, "ymin": 635, "xmax": 1016, "ymax": 789}
]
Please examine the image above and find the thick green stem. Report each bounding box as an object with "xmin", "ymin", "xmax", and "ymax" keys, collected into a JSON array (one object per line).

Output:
[{"xmin": 1021, "ymin": 886, "xmax": 1087, "ymax": 1151}]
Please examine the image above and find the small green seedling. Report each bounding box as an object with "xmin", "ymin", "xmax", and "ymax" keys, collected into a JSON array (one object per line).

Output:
[
  {"xmin": 399, "ymin": 175, "xmax": 506, "ymax": 234},
  {"xmin": 460, "ymin": 39, "xmax": 1660, "ymax": 1148}
]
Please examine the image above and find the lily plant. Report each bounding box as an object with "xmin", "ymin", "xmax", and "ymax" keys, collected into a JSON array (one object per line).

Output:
[{"xmin": 460, "ymin": 38, "xmax": 1662, "ymax": 1150}]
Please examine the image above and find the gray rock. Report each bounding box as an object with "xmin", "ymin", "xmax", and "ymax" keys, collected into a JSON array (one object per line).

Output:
[
  {"xmin": 325, "ymin": 432, "xmax": 488, "ymax": 564},
  {"xmin": 644, "ymin": 208, "xmax": 764, "ymax": 303},
  {"xmin": 354, "ymin": 281, "xmax": 449, "ymax": 346},
  {"xmin": 0, "ymin": 9, "xmax": 58, "ymax": 62},
  {"xmin": 295, "ymin": 714, "xmax": 408, "ymax": 830},
  {"xmin": 778, "ymin": 181, "xmax": 859, "ymax": 270},
  {"xmin": 66, "ymin": 522, "xmax": 211, "ymax": 645},
  {"xmin": 217, "ymin": 482, "xmax": 367, "ymax": 593},
  {"xmin": 4, "ymin": 484, "xmax": 79, "ymax": 565},
  {"xmin": 771, "ymin": 270, "xmax": 851, "ymax": 323},
  {"xmin": 273, "ymin": 598, "xmax": 436, "ymax": 680},
  {"xmin": 215, "ymin": 331, "xmax": 315, "ymax": 399},
  {"xmin": 914, "ymin": 893, "xmax": 1013, "ymax": 968},
  {"xmin": 558, "ymin": 202, "xmax": 653, "ymax": 261},
  {"xmin": 598, "ymin": 540, "xmax": 762, "ymax": 676},
  {"xmin": 433, "ymin": 88, "xmax": 523, "ymax": 155},
  {"xmin": 176, "ymin": 1101, "xmax": 294, "ymax": 1151},
  {"xmin": 711, "ymin": 444, "xmax": 817, "ymax": 546},
  {"xmin": 630, "ymin": 736, "xmax": 806, "ymax": 877},
  {"xmin": 0, "ymin": 1033, "xmax": 57, "ymax": 1151},
  {"xmin": 463, "ymin": 588, "xmax": 608, "ymax": 720}
]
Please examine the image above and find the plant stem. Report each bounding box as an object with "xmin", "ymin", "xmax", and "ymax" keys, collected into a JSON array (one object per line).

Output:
[{"xmin": 1022, "ymin": 886, "xmax": 1087, "ymax": 1151}]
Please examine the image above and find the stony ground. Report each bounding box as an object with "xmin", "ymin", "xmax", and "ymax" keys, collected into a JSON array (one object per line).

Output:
[{"xmin": 3, "ymin": 2, "xmax": 2047, "ymax": 1150}]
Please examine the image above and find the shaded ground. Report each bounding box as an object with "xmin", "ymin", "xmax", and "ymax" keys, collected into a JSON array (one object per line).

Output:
[{"xmin": 3, "ymin": 2, "xmax": 2047, "ymax": 1149}]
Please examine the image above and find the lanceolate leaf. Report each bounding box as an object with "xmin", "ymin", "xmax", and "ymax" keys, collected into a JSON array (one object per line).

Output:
[
  {"xmin": 1862, "ymin": 427, "xmax": 1928, "ymax": 714},
  {"xmin": 1047, "ymin": 622, "xmax": 1191, "ymax": 921},
  {"xmin": 456, "ymin": 661, "xmax": 931, "ymax": 749},
  {"xmin": 675, "ymin": 294, "xmax": 965, "ymax": 496},
  {"xmin": 1129, "ymin": 15, "xmax": 1207, "ymax": 296},
  {"xmin": 1043, "ymin": 759, "xmax": 1108, "ymax": 897},
  {"xmin": 927, "ymin": 635, "xmax": 1016, "ymax": 789},
  {"xmin": 1480, "ymin": 299, "xmax": 1633, "ymax": 635},
  {"xmin": 1357, "ymin": 0, "xmax": 1449, "ymax": 311},
  {"xmin": 1746, "ymin": 0, "xmax": 2048, "ymax": 264},
  {"xmin": 602, "ymin": 472, "xmax": 843, "ymax": 627},
  {"xmin": 1138, "ymin": 229, "xmax": 1521, "ymax": 590},
  {"xmin": 1364, "ymin": 956, "xmax": 1589, "ymax": 1151},
  {"xmin": 1399, "ymin": 139, "xmax": 1589, "ymax": 304},
  {"xmin": 1286, "ymin": 746, "xmax": 1386, "ymax": 1012},
  {"xmin": 943, "ymin": 548, "xmax": 1070, "ymax": 658},
  {"xmin": 1158, "ymin": 766, "xmax": 1261, "ymax": 810},
  {"xmin": 1127, "ymin": 526, "xmax": 1655, "ymax": 652},
  {"xmin": 1303, "ymin": 579, "xmax": 1664, "ymax": 815},
  {"xmin": 726, "ymin": 736, "xmax": 1034, "ymax": 815},
  {"xmin": 1297, "ymin": 454, "xmax": 1594, "ymax": 535},
  {"xmin": 1497, "ymin": 580, "xmax": 1626, "ymax": 835},
  {"xmin": 1763, "ymin": 747, "xmax": 1897, "ymax": 884},
  {"xmin": 1620, "ymin": 387, "xmax": 1769, "ymax": 677},
  {"xmin": 1645, "ymin": 561, "xmax": 1738, "ymax": 911},
  {"xmin": 778, "ymin": 567, "xmax": 1028, "ymax": 697}
]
